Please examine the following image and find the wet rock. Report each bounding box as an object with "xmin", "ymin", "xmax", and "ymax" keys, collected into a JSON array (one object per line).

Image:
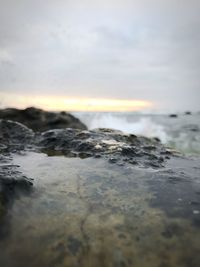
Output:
[
  {"xmin": 0, "ymin": 119, "xmax": 187, "ymax": 185},
  {"xmin": 0, "ymin": 155, "xmax": 33, "ymax": 229},
  {"xmin": 37, "ymin": 128, "xmax": 169, "ymax": 168},
  {"xmin": 148, "ymin": 157, "xmax": 200, "ymax": 227},
  {"xmin": 1, "ymin": 120, "xmax": 200, "ymax": 224},
  {"xmin": 0, "ymin": 119, "xmax": 34, "ymax": 152},
  {"xmin": 0, "ymin": 120, "xmax": 171, "ymax": 228},
  {"xmin": 0, "ymin": 120, "xmax": 200, "ymax": 266},
  {"xmin": 0, "ymin": 107, "xmax": 87, "ymax": 131},
  {"xmin": 0, "ymin": 163, "xmax": 33, "ymax": 203},
  {"xmin": 0, "ymin": 120, "xmax": 34, "ymax": 226}
]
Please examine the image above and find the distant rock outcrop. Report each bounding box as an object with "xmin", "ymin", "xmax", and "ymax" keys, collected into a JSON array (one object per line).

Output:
[
  {"xmin": 169, "ymin": 114, "xmax": 178, "ymax": 118},
  {"xmin": 0, "ymin": 107, "xmax": 87, "ymax": 131}
]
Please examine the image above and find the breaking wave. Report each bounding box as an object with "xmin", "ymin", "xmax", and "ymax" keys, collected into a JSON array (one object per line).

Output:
[
  {"xmin": 74, "ymin": 112, "xmax": 167, "ymax": 142},
  {"xmin": 89, "ymin": 114, "xmax": 168, "ymax": 143},
  {"xmin": 73, "ymin": 112, "xmax": 200, "ymax": 155}
]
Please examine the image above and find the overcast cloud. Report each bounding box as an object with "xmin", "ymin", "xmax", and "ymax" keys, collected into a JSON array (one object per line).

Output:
[{"xmin": 0, "ymin": 0, "xmax": 200, "ymax": 111}]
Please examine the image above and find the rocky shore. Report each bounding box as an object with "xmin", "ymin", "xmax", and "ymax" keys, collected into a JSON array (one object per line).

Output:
[
  {"xmin": 0, "ymin": 107, "xmax": 87, "ymax": 131},
  {"xmin": 0, "ymin": 122, "xmax": 33, "ymax": 202},
  {"xmin": 0, "ymin": 115, "xmax": 200, "ymax": 267},
  {"xmin": 0, "ymin": 118, "xmax": 173, "ymax": 218}
]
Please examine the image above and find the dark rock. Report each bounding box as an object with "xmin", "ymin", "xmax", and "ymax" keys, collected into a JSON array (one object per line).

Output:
[
  {"xmin": 0, "ymin": 120, "xmax": 178, "ymax": 169},
  {"xmin": 36, "ymin": 127, "xmax": 169, "ymax": 168},
  {"xmin": 0, "ymin": 164, "xmax": 33, "ymax": 203},
  {"xmin": 0, "ymin": 107, "xmax": 87, "ymax": 131},
  {"xmin": 0, "ymin": 119, "xmax": 34, "ymax": 152},
  {"xmin": 121, "ymin": 147, "xmax": 137, "ymax": 157},
  {"xmin": 0, "ymin": 155, "xmax": 33, "ymax": 228},
  {"xmin": 169, "ymin": 114, "xmax": 178, "ymax": 118},
  {"xmin": 152, "ymin": 137, "xmax": 161, "ymax": 142},
  {"xmin": 0, "ymin": 120, "xmax": 34, "ymax": 225},
  {"xmin": 185, "ymin": 111, "xmax": 192, "ymax": 115}
]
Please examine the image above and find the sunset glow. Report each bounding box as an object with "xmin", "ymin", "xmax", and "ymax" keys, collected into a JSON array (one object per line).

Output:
[{"xmin": 0, "ymin": 93, "xmax": 153, "ymax": 112}]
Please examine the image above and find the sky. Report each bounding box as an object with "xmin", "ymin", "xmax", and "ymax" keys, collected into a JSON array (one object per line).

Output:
[{"xmin": 0, "ymin": 0, "xmax": 199, "ymax": 112}]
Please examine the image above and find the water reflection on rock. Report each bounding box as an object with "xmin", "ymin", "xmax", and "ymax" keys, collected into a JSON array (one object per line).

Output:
[{"xmin": 0, "ymin": 152, "xmax": 199, "ymax": 267}]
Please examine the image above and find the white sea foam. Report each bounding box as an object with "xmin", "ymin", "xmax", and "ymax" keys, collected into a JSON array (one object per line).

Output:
[{"xmin": 75, "ymin": 113, "xmax": 168, "ymax": 143}]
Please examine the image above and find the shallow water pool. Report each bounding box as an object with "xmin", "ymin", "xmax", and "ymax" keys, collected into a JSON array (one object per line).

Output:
[{"xmin": 0, "ymin": 152, "xmax": 200, "ymax": 267}]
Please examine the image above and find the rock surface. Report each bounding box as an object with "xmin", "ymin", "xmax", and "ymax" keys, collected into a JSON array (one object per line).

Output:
[
  {"xmin": 0, "ymin": 156, "xmax": 33, "ymax": 217},
  {"xmin": 0, "ymin": 119, "xmax": 190, "ymax": 215},
  {"xmin": 0, "ymin": 120, "xmax": 34, "ymax": 228},
  {"xmin": 0, "ymin": 119, "xmax": 200, "ymax": 267},
  {"xmin": 0, "ymin": 107, "xmax": 87, "ymax": 131},
  {"xmin": 0, "ymin": 119, "xmax": 34, "ymax": 152},
  {"xmin": 0, "ymin": 120, "xmax": 170, "ymax": 225},
  {"xmin": 37, "ymin": 127, "xmax": 171, "ymax": 168}
]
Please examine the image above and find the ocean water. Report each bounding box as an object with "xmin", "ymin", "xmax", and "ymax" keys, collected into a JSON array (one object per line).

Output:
[{"xmin": 73, "ymin": 112, "xmax": 200, "ymax": 155}]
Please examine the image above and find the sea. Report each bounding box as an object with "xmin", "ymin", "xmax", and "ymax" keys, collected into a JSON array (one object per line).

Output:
[{"xmin": 73, "ymin": 111, "xmax": 200, "ymax": 156}]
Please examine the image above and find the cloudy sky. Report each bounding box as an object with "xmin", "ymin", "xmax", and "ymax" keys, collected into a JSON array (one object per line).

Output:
[{"xmin": 0, "ymin": 0, "xmax": 199, "ymax": 111}]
